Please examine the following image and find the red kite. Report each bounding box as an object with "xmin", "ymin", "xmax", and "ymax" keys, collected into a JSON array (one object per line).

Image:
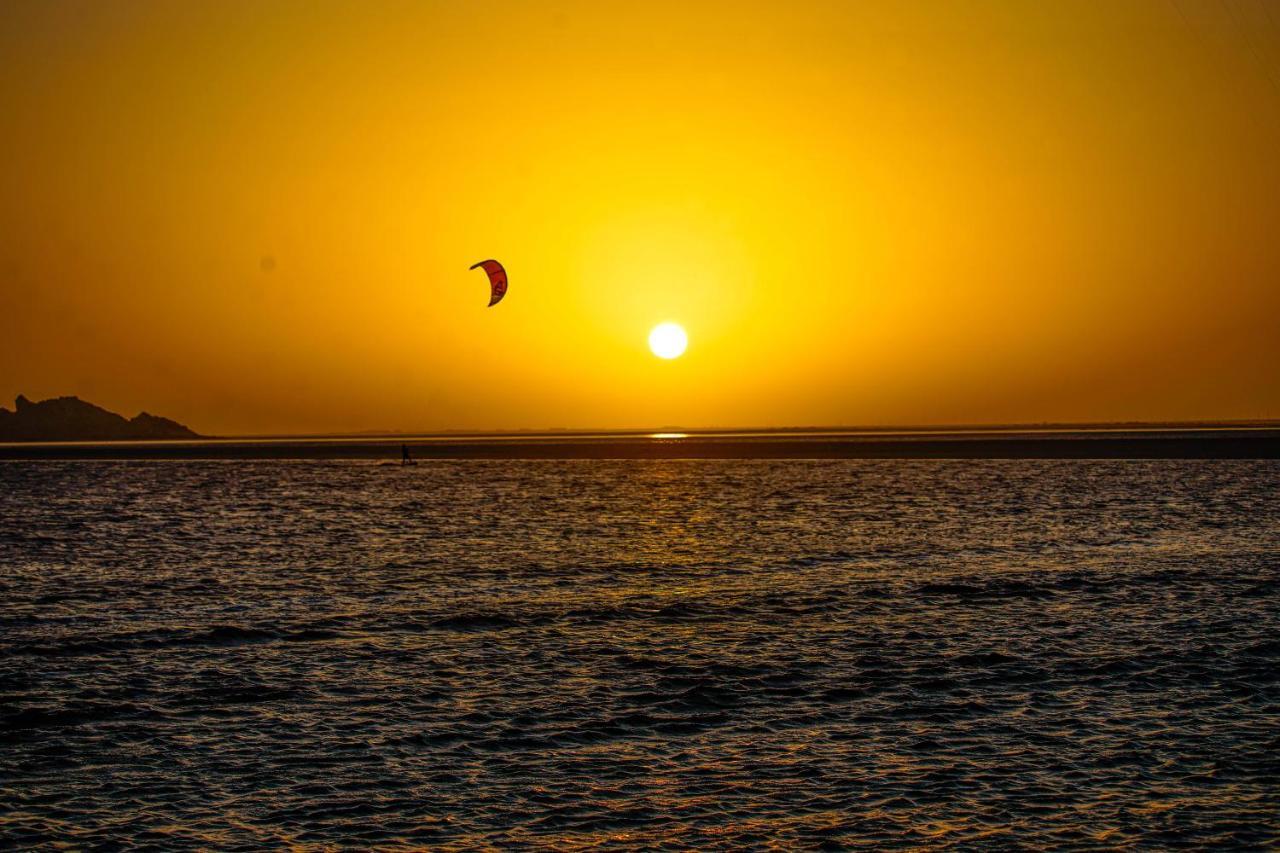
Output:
[{"xmin": 470, "ymin": 259, "xmax": 508, "ymax": 307}]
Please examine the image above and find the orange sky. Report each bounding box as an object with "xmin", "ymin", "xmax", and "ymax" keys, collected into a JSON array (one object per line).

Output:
[{"xmin": 3, "ymin": 1, "xmax": 1279, "ymax": 435}]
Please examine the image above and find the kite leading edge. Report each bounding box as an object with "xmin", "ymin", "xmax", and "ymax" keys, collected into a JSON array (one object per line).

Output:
[{"xmin": 470, "ymin": 259, "xmax": 508, "ymax": 307}]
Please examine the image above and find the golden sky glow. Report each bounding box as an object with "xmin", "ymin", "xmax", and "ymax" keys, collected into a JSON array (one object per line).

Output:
[{"xmin": 3, "ymin": 1, "xmax": 1279, "ymax": 434}]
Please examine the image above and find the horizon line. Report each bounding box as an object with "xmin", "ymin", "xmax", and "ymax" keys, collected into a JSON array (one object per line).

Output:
[{"xmin": 200, "ymin": 418, "xmax": 1280, "ymax": 441}]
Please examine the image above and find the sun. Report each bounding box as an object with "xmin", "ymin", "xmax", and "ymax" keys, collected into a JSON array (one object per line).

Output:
[{"xmin": 648, "ymin": 322, "xmax": 688, "ymax": 359}]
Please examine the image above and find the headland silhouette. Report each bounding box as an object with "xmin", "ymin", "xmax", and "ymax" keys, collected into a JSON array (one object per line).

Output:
[{"xmin": 0, "ymin": 395, "xmax": 200, "ymax": 442}]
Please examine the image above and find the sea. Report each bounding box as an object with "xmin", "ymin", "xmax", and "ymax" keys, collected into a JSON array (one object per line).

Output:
[{"xmin": 2, "ymin": 459, "xmax": 1278, "ymax": 849}]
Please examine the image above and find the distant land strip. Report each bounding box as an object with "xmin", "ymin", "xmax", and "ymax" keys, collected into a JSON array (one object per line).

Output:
[{"xmin": 2, "ymin": 429, "xmax": 1278, "ymax": 460}]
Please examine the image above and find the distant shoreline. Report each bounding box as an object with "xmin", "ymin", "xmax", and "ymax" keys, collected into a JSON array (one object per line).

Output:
[
  {"xmin": 2, "ymin": 428, "xmax": 1278, "ymax": 459},
  {"xmin": 174, "ymin": 420, "xmax": 1280, "ymax": 441}
]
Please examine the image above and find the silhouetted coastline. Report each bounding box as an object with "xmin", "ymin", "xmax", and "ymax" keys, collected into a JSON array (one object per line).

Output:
[
  {"xmin": 0, "ymin": 395, "xmax": 199, "ymax": 442},
  {"xmin": 2, "ymin": 427, "xmax": 1276, "ymax": 459}
]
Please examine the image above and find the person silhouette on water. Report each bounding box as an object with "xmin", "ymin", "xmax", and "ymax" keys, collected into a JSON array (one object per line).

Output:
[{"xmin": 401, "ymin": 444, "xmax": 412, "ymax": 466}]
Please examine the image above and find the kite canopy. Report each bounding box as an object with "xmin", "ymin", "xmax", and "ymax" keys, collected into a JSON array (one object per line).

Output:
[{"xmin": 470, "ymin": 259, "xmax": 508, "ymax": 307}]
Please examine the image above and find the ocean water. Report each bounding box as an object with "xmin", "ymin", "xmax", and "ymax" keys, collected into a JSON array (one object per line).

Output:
[{"xmin": 2, "ymin": 459, "xmax": 1278, "ymax": 849}]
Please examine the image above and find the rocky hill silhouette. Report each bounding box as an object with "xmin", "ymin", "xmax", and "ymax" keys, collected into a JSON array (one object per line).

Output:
[{"xmin": 0, "ymin": 395, "xmax": 200, "ymax": 442}]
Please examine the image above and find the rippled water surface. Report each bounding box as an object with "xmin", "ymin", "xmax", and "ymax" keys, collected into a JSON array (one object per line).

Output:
[{"xmin": 2, "ymin": 460, "xmax": 1279, "ymax": 849}]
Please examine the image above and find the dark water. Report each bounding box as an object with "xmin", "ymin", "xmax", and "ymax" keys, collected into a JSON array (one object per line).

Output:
[{"xmin": 2, "ymin": 460, "xmax": 1278, "ymax": 849}]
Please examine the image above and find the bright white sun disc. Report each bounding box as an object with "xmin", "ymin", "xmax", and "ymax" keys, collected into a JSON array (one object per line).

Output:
[{"xmin": 648, "ymin": 322, "xmax": 688, "ymax": 359}]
